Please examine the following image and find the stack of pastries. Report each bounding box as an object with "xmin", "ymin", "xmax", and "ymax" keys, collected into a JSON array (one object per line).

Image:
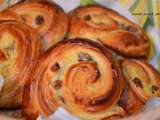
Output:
[{"xmin": 0, "ymin": 0, "xmax": 159, "ymax": 120}]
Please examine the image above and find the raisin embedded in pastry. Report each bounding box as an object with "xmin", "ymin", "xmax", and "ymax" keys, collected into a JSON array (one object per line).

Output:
[
  {"xmin": 0, "ymin": 21, "xmax": 41, "ymax": 109},
  {"xmin": 118, "ymin": 83, "xmax": 144, "ymax": 115},
  {"xmin": 68, "ymin": 5, "xmax": 150, "ymax": 58},
  {"xmin": 119, "ymin": 59, "xmax": 160, "ymax": 114},
  {"xmin": 23, "ymin": 38, "xmax": 126, "ymax": 120},
  {"xmin": 1, "ymin": 0, "xmax": 68, "ymax": 50}
]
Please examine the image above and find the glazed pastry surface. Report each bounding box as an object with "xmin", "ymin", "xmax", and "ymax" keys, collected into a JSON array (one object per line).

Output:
[
  {"xmin": 68, "ymin": 5, "xmax": 150, "ymax": 58},
  {"xmin": 119, "ymin": 59, "xmax": 160, "ymax": 114},
  {"xmin": 23, "ymin": 38, "xmax": 125, "ymax": 120},
  {"xmin": 0, "ymin": 21, "xmax": 41, "ymax": 108},
  {"xmin": 0, "ymin": 0, "xmax": 68, "ymax": 50}
]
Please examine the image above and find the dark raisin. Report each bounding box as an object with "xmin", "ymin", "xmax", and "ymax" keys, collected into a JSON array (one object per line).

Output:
[
  {"xmin": 40, "ymin": 34, "xmax": 44, "ymax": 41},
  {"xmin": 78, "ymin": 53, "xmax": 93, "ymax": 61},
  {"xmin": 75, "ymin": 96, "xmax": 83, "ymax": 104},
  {"xmin": 118, "ymin": 87, "xmax": 128, "ymax": 107},
  {"xmin": 119, "ymin": 23, "xmax": 127, "ymax": 29},
  {"xmin": 59, "ymin": 96, "xmax": 65, "ymax": 104},
  {"xmin": 152, "ymin": 85, "xmax": 159, "ymax": 94},
  {"xmin": 91, "ymin": 95, "xmax": 107, "ymax": 105},
  {"xmin": 111, "ymin": 64, "xmax": 116, "ymax": 70},
  {"xmin": 84, "ymin": 15, "xmax": 91, "ymax": 21},
  {"xmin": 126, "ymin": 26, "xmax": 137, "ymax": 32},
  {"xmin": 50, "ymin": 62, "xmax": 60, "ymax": 72},
  {"xmin": 94, "ymin": 69, "xmax": 100, "ymax": 80},
  {"xmin": 21, "ymin": 15, "xmax": 26, "ymax": 22},
  {"xmin": 133, "ymin": 78, "xmax": 143, "ymax": 88},
  {"xmin": 53, "ymin": 80, "xmax": 62, "ymax": 90},
  {"xmin": 35, "ymin": 15, "xmax": 44, "ymax": 25},
  {"xmin": 119, "ymin": 23, "xmax": 137, "ymax": 32},
  {"xmin": 89, "ymin": 69, "xmax": 100, "ymax": 83}
]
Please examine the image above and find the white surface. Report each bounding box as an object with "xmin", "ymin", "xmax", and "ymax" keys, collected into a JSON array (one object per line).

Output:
[
  {"xmin": 38, "ymin": 108, "xmax": 79, "ymax": 120},
  {"xmin": 53, "ymin": 0, "xmax": 80, "ymax": 12}
]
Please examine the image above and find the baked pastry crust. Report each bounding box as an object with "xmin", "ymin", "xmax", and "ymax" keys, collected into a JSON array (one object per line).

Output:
[
  {"xmin": 119, "ymin": 59, "xmax": 160, "ymax": 114},
  {"xmin": 68, "ymin": 5, "xmax": 150, "ymax": 58},
  {"xmin": 0, "ymin": 21, "xmax": 41, "ymax": 108},
  {"xmin": 0, "ymin": 0, "xmax": 68, "ymax": 50},
  {"xmin": 23, "ymin": 38, "xmax": 125, "ymax": 120},
  {"xmin": 118, "ymin": 83, "xmax": 144, "ymax": 115}
]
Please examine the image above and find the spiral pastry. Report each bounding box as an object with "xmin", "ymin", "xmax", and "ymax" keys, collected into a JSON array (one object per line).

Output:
[
  {"xmin": 23, "ymin": 38, "xmax": 125, "ymax": 120},
  {"xmin": 0, "ymin": 21, "xmax": 41, "ymax": 108},
  {"xmin": 68, "ymin": 5, "xmax": 150, "ymax": 58},
  {"xmin": 0, "ymin": 10, "xmax": 21, "ymax": 21},
  {"xmin": 118, "ymin": 83, "xmax": 144, "ymax": 114},
  {"xmin": 119, "ymin": 59, "xmax": 160, "ymax": 114},
  {"xmin": 1, "ymin": 0, "xmax": 68, "ymax": 50}
]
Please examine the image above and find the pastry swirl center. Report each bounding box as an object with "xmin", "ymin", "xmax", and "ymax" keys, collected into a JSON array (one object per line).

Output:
[{"xmin": 65, "ymin": 62, "xmax": 112, "ymax": 107}]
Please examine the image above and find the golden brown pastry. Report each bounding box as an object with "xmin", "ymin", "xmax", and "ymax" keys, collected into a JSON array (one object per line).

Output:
[
  {"xmin": 0, "ymin": 21, "xmax": 41, "ymax": 109},
  {"xmin": 68, "ymin": 5, "xmax": 150, "ymax": 58},
  {"xmin": 119, "ymin": 59, "xmax": 160, "ymax": 114},
  {"xmin": 23, "ymin": 38, "xmax": 126, "ymax": 120},
  {"xmin": 0, "ymin": 10, "xmax": 21, "ymax": 21},
  {"xmin": 0, "ymin": 0, "xmax": 68, "ymax": 50},
  {"xmin": 118, "ymin": 83, "xmax": 144, "ymax": 115}
]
